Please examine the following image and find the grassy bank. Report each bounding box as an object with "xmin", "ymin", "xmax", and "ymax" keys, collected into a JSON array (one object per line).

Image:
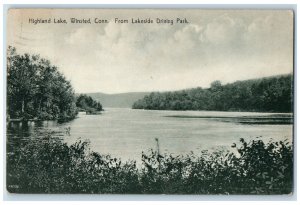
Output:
[{"xmin": 7, "ymin": 135, "xmax": 293, "ymax": 194}]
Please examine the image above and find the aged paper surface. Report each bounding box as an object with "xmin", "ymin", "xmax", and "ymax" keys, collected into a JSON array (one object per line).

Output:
[{"xmin": 6, "ymin": 9, "xmax": 293, "ymax": 194}]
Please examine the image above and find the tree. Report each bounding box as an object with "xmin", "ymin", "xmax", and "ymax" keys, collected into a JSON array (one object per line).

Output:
[
  {"xmin": 76, "ymin": 94, "xmax": 103, "ymax": 112},
  {"xmin": 7, "ymin": 46, "xmax": 78, "ymax": 121},
  {"xmin": 210, "ymin": 80, "xmax": 222, "ymax": 92}
]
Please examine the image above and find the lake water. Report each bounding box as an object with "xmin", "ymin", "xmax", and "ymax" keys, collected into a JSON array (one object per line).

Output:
[{"xmin": 7, "ymin": 108, "xmax": 293, "ymax": 163}]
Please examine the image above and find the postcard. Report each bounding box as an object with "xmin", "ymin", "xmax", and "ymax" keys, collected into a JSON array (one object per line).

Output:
[{"xmin": 6, "ymin": 9, "xmax": 294, "ymax": 194}]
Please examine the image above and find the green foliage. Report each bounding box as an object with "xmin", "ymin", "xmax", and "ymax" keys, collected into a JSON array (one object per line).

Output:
[
  {"xmin": 7, "ymin": 136, "xmax": 293, "ymax": 194},
  {"xmin": 7, "ymin": 136, "xmax": 140, "ymax": 193},
  {"xmin": 132, "ymin": 74, "xmax": 293, "ymax": 113},
  {"xmin": 7, "ymin": 46, "xmax": 78, "ymax": 121},
  {"xmin": 139, "ymin": 138, "xmax": 293, "ymax": 194},
  {"xmin": 76, "ymin": 94, "xmax": 103, "ymax": 112}
]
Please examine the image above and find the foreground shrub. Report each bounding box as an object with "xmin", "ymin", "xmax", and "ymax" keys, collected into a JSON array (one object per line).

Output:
[
  {"xmin": 140, "ymin": 138, "xmax": 292, "ymax": 194},
  {"xmin": 7, "ymin": 136, "xmax": 140, "ymax": 193},
  {"xmin": 7, "ymin": 136, "xmax": 293, "ymax": 194}
]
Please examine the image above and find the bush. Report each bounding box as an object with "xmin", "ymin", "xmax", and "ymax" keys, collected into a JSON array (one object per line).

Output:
[
  {"xmin": 139, "ymin": 138, "xmax": 293, "ymax": 194},
  {"xmin": 6, "ymin": 136, "xmax": 293, "ymax": 194},
  {"xmin": 7, "ymin": 136, "xmax": 140, "ymax": 193}
]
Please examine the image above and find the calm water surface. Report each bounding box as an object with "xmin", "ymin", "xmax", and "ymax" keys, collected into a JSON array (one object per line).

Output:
[{"xmin": 7, "ymin": 108, "xmax": 293, "ymax": 163}]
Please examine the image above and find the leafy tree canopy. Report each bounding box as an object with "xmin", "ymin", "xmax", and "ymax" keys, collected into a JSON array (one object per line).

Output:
[
  {"xmin": 76, "ymin": 94, "xmax": 103, "ymax": 112},
  {"xmin": 7, "ymin": 46, "xmax": 78, "ymax": 121},
  {"xmin": 133, "ymin": 74, "xmax": 293, "ymax": 113}
]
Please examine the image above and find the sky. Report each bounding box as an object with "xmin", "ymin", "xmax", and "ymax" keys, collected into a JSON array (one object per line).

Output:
[{"xmin": 7, "ymin": 9, "xmax": 294, "ymax": 94}]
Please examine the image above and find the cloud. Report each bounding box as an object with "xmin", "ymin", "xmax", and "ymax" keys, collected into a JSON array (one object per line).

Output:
[
  {"xmin": 9, "ymin": 10, "xmax": 293, "ymax": 93},
  {"xmin": 204, "ymin": 15, "xmax": 246, "ymax": 46}
]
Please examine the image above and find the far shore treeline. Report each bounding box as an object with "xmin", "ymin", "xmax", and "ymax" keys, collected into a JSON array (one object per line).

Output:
[
  {"xmin": 7, "ymin": 47, "xmax": 102, "ymax": 122},
  {"xmin": 132, "ymin": 74, "xmax": 293, "ymax": 113}
]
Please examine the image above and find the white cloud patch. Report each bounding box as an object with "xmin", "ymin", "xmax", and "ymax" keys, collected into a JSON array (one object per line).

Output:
[{"xmin": 8, "ymin": 10, "xmax": 293, "ymax": 93}]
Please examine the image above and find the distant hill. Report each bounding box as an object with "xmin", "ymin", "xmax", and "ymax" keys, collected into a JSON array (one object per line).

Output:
[{"xmin": 83, "ymin": 92, "xmax": 150, "ymax": 108}]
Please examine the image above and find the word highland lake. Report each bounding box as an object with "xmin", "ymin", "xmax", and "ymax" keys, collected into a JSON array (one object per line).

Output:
[
  {"xmin": 28, "ymin": 17, "xmax": 189, "ymax": 25},
  {"xmin": 7, "ymin": 9, "xmax": 294, "ymax": 195}
]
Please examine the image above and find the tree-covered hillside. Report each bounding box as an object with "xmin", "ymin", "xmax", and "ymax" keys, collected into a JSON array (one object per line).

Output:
[
  {"xmin": 132, "ymin": 74, "xmax": 293, "ymax": 113},
  {"xmin": 7, "ymin": 46, "xmax": 78, "ymax": 121}
]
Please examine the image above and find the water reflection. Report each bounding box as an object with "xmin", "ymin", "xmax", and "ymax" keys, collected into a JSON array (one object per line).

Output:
[
  {"xmin": 6, "ymin": 121, "xmax": 65, "ymax": 154},
  {"xmin": 165, "ymin": 114, "xmax": 293, "ymax": 125}
]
